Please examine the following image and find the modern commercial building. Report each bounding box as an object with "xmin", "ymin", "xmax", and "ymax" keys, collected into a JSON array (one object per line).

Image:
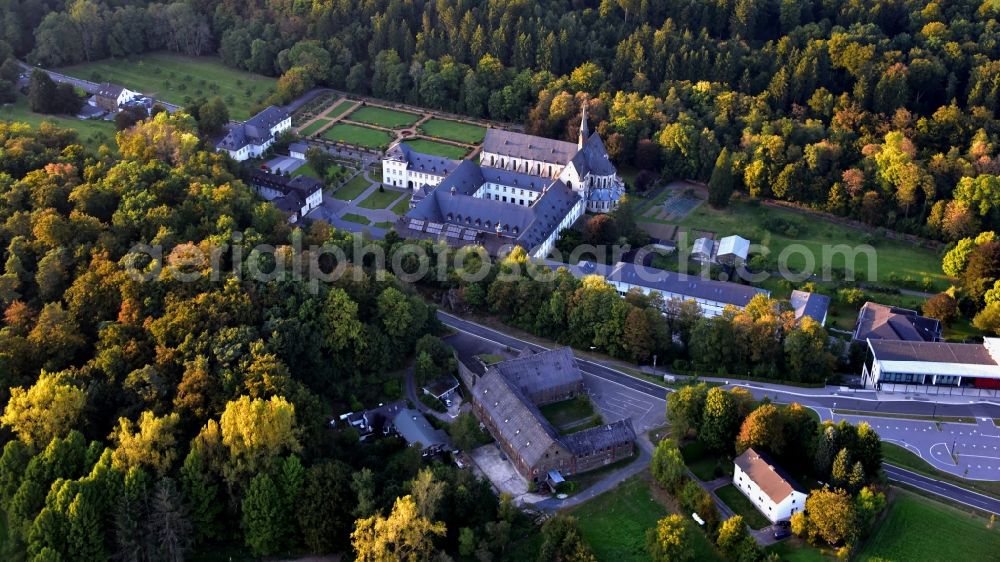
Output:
[
  {"xmin": 861, "ymin": 337, "xmax": 1000, "ymax": 391},
  {"xmin": 733, "ymin": 448, "xmax": 809, "ymax": 524},
  {"xmin": 458, "ymin": 347, "xmax": 635, "ymax": 482},
  {"xmin": 216, "ymin": 106, "xmax": 292, "ymax": 161},
  {"xmin": 540, "ymin": 259, "xmax": 768, "ymax": 318},
  {"xmin": 853, "ymin": 302, "xmax": 941, "ymax": 342}
]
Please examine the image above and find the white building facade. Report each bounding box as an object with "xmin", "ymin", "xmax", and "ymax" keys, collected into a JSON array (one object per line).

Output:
[
  {"xmin": 217, "ymin": 106, "xmax": 292, "ymax": 162},
  {"xmin": 733, "ymin": 448, "xmax": 808, "ymax": 524}
]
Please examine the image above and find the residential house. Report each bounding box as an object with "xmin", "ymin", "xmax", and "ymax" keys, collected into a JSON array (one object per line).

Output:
[
  {"xmin": 391, "ymin": 408, "xmax": 452, "ymax": 456},
  {"xmin": 216, "ymin": 106, "xmax": 291, "ymax": 161},
  {"xmin": 790, "ymin": 290, "xmax": 831, "ymax": 326},
  {"xmin": 94, "ymin": 82, "xmax": 138, "ymax": 112},
  {"xmin": 247, "ymin": 169, "xmax": 323, "ymax": 223},
  {"xmin": 422, "ymin": 376, "xmax": 460, "ymax": 401},
  {"xmin": 733, "ymin": 447, "xmax": 809, "ymax": 523}
]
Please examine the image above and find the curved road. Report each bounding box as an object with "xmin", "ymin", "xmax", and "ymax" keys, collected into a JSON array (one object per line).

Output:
[{"xmin": 438, "ymin": 310, "xmax": 1000, "ymax": 513}]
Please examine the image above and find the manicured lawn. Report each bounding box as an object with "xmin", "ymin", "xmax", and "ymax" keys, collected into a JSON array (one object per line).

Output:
[
  {"xmin": 667, "ymin": 198, "xmax": 950, "ymax": 291},
  {"xmin": 478, "ymin": 354, "xmax": 504, "ymax": 364},
  {"xmin": 403, "ymin": 138, "xmax": 469, "ymax": 159},
  {"xmin": 332, "ymin": 175, "xmax": 372, "ymax": 201},
  {"xmin": 539, "ymin": 397, "xmax": 597, "ymax": 429},
  {"xmin": 326, "ymin": 99, "xmax": 355, "ymax": 119},
  {"xmin": 391, "ymin": 195, "xmax": 412, "ymax": 215},
  {"xmin": 374, "ymin": 221, "xmax": 394, "ymax": 229},
  {"xmin": 357, "ymin": 188, "xmax": 402, "ymax": 210},
  {"xmin": 299, "ymin": 118, "xmax": 330, "ymax": 137},
  {"xmin": 292, "ymin": 162, "xmax": 320, "ymax": 179},
  {"xmin": 347, "ymin": 105, "xmax": 421, "ymax": 128},
  {"xmin": 59, "ymin": 52, "xmax": 276, "ymax": 120},
  {"xmin": 856, "ymin": 489, "xmax": 1000, "ymax": 561},
  {"xmin": 341, "ymin": 213, "xmax": 372, "ymax": 226},
  {"xmin": 567, "ymin": 475, "xmax": 723, "ymax": 562},
  {"xmin": 881, "ymin": 443, "xmax": 1000, "ymax": 499},
  {"xmin": 715, "ymin": 484, "xmax": 772, "ymax": 529},
  {"xmin": 1, "ymin": 95, "xmax": 117, "ymax": 150},
  {"xmin": 419, "ymin": 118, "xmax": 486, "ymax": 144},
  {"xmin": 321, "ymin": 123, "xmax": 393, "ymax": 149}
]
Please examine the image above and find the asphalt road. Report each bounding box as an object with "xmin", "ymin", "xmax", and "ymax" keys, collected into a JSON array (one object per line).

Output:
[{"xmin": 884, "ymin": 464, "xmax": 1000, "ymax": 515}]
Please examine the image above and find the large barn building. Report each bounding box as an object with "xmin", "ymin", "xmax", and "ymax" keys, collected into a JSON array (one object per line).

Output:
[{"xmin": 458, "ymin": 347, "xmax": 635, "ymax": 482}]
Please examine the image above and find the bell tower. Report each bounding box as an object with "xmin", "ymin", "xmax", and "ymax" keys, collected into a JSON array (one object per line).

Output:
[{"xmin": 578, "ymin": 103, "xmax": 589, "ymax": 149}]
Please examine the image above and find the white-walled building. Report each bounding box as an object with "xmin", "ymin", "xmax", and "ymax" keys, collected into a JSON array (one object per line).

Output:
[
  {"xmin": 733, "ymin": 448, "xmax": 808, "ymax": 524},
  {"xmin": 94, "ymin": 83, "xmax": 139, "ymax": 112},
  {"xmin": 217, "ymin": 106, "xmax": 292, "ymax": 161},
  {"xmin": 383, "ymin": 142, "xmax": 461, "ymax": 190},
  {"xmin": 540, "ymin": 260, "xmax": 768, "ymax": 318},
  {"xmin": 717, "ymin": 235, "xmax": 750, "ymax": 266},
  {"xmin": 248, "ymin": 169, "xmax": 323, "ymax": 223},
  {"xmin": 861, "ymin": 337, "xmax": 1000, "ymax": 391}
]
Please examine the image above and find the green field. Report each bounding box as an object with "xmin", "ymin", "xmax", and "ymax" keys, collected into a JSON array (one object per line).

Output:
[
  {"xmin": 419, "ymin": 118, "xmax": 486, "ymax": 144},
  {"xmin": 681, "ymin": 440, "xmax": 727, "ymax": 481},
  {"xmin": 357, "ymin": 188, "xmax": 402, "ymax": 210},
  {"xmin": 567, "ymin": 475, "xmax": 723, "ymax": 562},
  {"xmin": 59, "ymin": 53, "xmax": 276, "ymax": 120},
  {"xmin": 881, "ymin": 443, "xmax": 1000, "ymax": 499},
  {"xmin": 857, "ymin": 489, "xmax": 1000, "ymax": 561},
  {"xmin": 341, "ymin": 213, "xmax": 372, "ymax": 225},
  {"xmin": 299, "ymin": 119, "xmax": 330, "ymax": 137},
  {"xmin": 333, "ymin": 175, "xmax": 373, "ymax": 201},
  {"xmin": 292, "ymin": 162, "xmax": 320, "ymax": 179},
  {"xmin": 653, "ymin": 198, "xmax": 950, "ymax": 292},
  {"xmin": 539, "ymin": 397, "xmax": 598, "ymax": 431},
  {"xmin": 347, "ymin": 106, "xmax": 421, "ymax": 128},
  {"xmin": 765, "ymin": 539, "xmax": 835, "ymax": 562},
  {"xmin": 391, "ymin": 195, "xmax": 412, "ymax": 215},
  {"xmin": 1, "ymin": 95, "xmax": 117, "ymax": 150},
  {"xmin": 326, "ymin": 99, "xmax": 355, "ymax": 119},
  {"xmin": 403, "ymin": 138, "xmax": 469, "ymax": 159},
  {"xmin": 715, "ymin": 484, "xmax": 771, "ymax": 529},
  {"xmin": 321, "ymin": 123, "xmax": 393, "ymax": 149}
]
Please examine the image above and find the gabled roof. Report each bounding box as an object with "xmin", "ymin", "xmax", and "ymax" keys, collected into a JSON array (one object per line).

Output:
[
  {"xmin": 692, "ymin": 237, "xmax": 715, "ymax": 257},
  {"xmin": 473, "ymin": 368, "xmax": 565, "ymax": 467},
  {"xmin": 854, "ymin": 302, "xmax": 940, "ymax": 342},
  {"xmin": 217, "ymin": 106, "xmax": 289, "ymax": 151},
  {"xmin": 490, "ymin": 347, "xmax": 583, "ymax": 397},
  {"xmin": 790, "ymin": 290, "xmax": 830, "ymax": 324},
  {"xmin": 562, "ymin": 418, "xmax": 635, "ymax": 455},
  {"xmin": 96, "ymin": 82, "xmax": 126, "ymax": 99},
  {"xmin": 386, "ymin": 142, "xmax": 461, "ymax": 177},
  {"xmin": 717, "ymin": 235, "xmax": 750, "ymax": 260},
  {"xmin": 569, "ymin": 133, "xmax": 617, "ymax": 177},
  {"xmin": 392, "ymin": 408, "xmax": 451, "ymax": 450},
  {"xmin": 734, "ymin": 447, "xmax": 806, "ymax": 503},
  {"xmin": 483, "ymin": 129, "xmax": 578, "ymax": 164}
]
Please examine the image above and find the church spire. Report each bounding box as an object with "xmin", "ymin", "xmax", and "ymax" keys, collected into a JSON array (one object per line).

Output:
[{"xmin": 578, "ymin": 103, "xmax": 589, "ymax": 149}]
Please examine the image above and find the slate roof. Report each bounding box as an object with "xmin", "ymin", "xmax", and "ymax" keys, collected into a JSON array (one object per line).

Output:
[
  {"xmin": 473, "ymin": 368, "xmax": 564, "ymax": 467},
  {"xmin": 540, "ymin": 260, "xmax": 767, "ymax": 308},
  {"xmin": 96, "ymin": 82, "xmax": 126, "ymax": 99},
  {"xmin": 734, "ymin": 447, "xmax": 806, "ymax": 503},
  {"xmin": 490, "ymin": 347, "xmax": 583, "ymax": 397},
  {"xmin": 569, "ymin": 133, "xmax": 617, "ymax": 177},
  {"xmin": 790, "ymin": 290, "xmax": 831, "ymax": 324},
  {"xmin": 868, "ymin": 339, "xmax": 998, "ymax": 365},
  {"xmin": 386, "ymin": 142, "xmax": 461, "ymax": 177},
  {"xmin": 483, "ymin": 129, "xmax": 579, "ymax": 164},
  {"xmin": 854, "ymin": 302, "xmax": 941, "ymax": 342},
  {"xmin": 397, "ymin": 161, "xmax": 582, "ymax": 256},
  {"xmin": 247, "ymin": 169, "xmax": 322, "ymax": 197},
  {"xmin": 562, "ymin": 418, "xmax": 636, "ymax": 455},
  {"xmin": 392, "ymin": 408, "xmax": 451, "ymax": 450},
  {"xmin": 217, "ymin": 106, "xmax": 289, "ymax": 151}
]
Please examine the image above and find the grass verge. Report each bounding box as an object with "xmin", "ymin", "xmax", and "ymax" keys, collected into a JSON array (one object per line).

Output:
[
  {"xmin": 1, "ymin": 95, "xmax": 117, "ymax": 150},
  {"xmin": 341, "ymin": 213, "xmax": 371, "ymax": 226},
  {"xmin": 835, "ymin": 409, "xmax": 976, "ymax": 424},
  {"xmin": 881, "ymin": 442, "xmax": 1000, "ymax": 499}
]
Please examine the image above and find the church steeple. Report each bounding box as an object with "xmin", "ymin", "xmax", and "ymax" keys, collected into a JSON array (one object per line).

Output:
[{"xmin": 578, "ymin": 103, "xmax": 589, "ymax": 149}]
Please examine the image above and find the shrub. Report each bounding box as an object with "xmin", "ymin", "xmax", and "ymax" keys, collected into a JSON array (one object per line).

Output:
[{"xmin": 419, "ymin": 393, "xmax": 446, "ymax": 413}]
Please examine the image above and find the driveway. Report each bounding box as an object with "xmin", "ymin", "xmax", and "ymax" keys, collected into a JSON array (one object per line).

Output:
[
  {"xmin": 468, "ymin": 444, "xmax": 548, "ymax": 506},
  {"xmin": 265, "ymin": 155, "xmax": 304, "ymax": 175}
]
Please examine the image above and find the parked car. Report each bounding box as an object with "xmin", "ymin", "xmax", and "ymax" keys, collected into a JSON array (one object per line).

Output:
[{"xmin": 773, "ymin": 527, "xmax": 792, "ymax": 540}]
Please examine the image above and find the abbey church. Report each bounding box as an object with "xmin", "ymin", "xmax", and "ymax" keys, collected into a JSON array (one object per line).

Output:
[{"xmin": 389, "ymin": 108, "xmax": 626, "ymax": 258}]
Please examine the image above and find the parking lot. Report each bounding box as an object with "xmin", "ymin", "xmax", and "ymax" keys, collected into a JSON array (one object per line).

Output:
[
  {"xmin": 468, "ymin": 444, "xmax": 548, "ymax": 506},
  {"xmin": 583, "ymin": 372, "xmax": 665, "ymax": 434}
]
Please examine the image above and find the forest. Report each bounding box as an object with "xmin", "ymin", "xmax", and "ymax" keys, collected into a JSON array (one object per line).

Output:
[{"xmin": 2, "ymin": 0, "xmax": 998, "ymax": 241}]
